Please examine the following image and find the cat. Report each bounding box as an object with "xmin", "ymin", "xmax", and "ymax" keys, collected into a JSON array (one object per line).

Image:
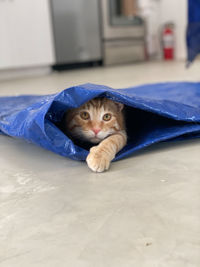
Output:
[{"xmin": 63, "ymin": 97, "xmax": 127, "ymax": 172}]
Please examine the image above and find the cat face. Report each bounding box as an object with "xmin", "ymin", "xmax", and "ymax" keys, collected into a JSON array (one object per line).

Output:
[{"xmin": 65, "ymin": 98, "xmax": 125, "ymax": 144}]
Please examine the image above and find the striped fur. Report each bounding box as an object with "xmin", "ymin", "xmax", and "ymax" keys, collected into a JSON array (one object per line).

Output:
[{"xmin": 64, "ymin": 98, "xmax": 127, "ymax": 172}]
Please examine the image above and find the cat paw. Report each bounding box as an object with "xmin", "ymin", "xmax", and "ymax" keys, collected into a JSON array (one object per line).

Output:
[{"xmin": 86, "ymin": 146, "xmax": 111, "ymax": 172}]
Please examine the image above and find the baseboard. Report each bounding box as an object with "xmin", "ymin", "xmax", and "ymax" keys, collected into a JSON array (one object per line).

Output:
[
  {"xmin": 0, "ymin": 66, "xmax": 52, "ymax": 81},
  {"xmin": 52, "ymin": 60, "xmax": 102, "ymax": 71}
]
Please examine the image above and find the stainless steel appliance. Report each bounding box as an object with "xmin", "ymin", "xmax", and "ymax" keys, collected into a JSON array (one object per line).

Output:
[
  {"xmin": 51, "ymin": 0, "xmax": 102, "ymax": 68},
  {"xmin": 101, "ymin": 0, "xmax": 146, "ymax": 65}
]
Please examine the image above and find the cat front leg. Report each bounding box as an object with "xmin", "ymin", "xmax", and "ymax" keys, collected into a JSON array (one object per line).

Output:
[{"xmin": 86, "ymin": 132, "xmax": 127, "ymax": 172}]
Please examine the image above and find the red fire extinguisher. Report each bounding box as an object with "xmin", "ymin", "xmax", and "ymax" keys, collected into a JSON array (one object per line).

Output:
[{"xmin": 162, "ymin": 23, "xmax": 175, "ymax": 60}]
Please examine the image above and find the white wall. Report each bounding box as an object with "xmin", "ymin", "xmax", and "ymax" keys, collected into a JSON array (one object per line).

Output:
[
  {"xmin": 159, "ymin": 0, "xmax": 187, "ymax": 60},
  {"xmin": 139, "ymin": 0, "xmax": 188, "ymax": 60}
]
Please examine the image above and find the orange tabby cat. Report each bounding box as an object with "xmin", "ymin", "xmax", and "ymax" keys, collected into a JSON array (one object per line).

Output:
[{"xmin": 64, "ymin": 98, "xmax": 127, "ymax": 172}]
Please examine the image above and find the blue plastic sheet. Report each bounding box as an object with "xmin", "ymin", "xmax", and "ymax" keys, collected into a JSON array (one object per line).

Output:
[
  {"xmin": 187, "ymin": 0, "xmax": 200, "ymax": 63},
  {"xmin": 1, "ymin": 82, "xmax": 200, "ymax": 161}
]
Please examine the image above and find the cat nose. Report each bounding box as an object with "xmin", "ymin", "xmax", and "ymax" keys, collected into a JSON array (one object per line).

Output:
[{"xmin": 92, "ymin": 128, "xmax": 101, "ymax": 135}]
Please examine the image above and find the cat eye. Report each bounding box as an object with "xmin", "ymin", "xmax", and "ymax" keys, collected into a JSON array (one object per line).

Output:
[
  {"xmin": 103, "ymin": 113, "xmax": 112, "ymax": 121},
  {"xmin": 80, "ymin": 111, "xmax": 90, "ymax": 120}
]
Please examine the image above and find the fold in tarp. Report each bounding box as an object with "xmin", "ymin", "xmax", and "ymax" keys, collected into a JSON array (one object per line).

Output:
[
  {"xmin": 0, "ymin": 82, "xmax": 200, "ymax": 161},
  {"xmin": 187, "ymin": 0, "xmax": 200, "ymax": 64}
]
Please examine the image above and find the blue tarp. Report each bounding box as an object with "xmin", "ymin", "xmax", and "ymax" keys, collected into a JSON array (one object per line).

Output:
[
  {"xmin": 1, "ymin": 82, "xmax": 200, "ymax": 161},
  {"xmin": 187, "ymin": 0, "xmax": 200, "ymax": 63}
]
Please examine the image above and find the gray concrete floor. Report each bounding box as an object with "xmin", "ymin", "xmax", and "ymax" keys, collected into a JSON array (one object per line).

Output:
[{"xmin": 0, "ymin": 61, "xmax": 200, "ymax": 267}]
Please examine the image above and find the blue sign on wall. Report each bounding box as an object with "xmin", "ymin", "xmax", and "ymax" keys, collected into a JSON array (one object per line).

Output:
[{"xmin": 187, "ymin": 0, "xmax": 200, "ymax": 64}]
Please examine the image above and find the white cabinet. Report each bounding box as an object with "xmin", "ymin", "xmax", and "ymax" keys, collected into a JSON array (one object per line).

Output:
[{"xmin": 0, "ymin": 0, "xmax": 55, "ymax": 70}]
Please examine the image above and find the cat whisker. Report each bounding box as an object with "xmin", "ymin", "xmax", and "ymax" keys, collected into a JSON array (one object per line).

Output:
[{"xmin": 63, "ymin": 97, "xmax": 126, "ymax": 172}]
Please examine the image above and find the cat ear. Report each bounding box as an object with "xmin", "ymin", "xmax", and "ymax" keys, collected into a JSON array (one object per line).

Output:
[{"xmin": 114, "ymin": 102, "xmax": 124, "ymax": 112}]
